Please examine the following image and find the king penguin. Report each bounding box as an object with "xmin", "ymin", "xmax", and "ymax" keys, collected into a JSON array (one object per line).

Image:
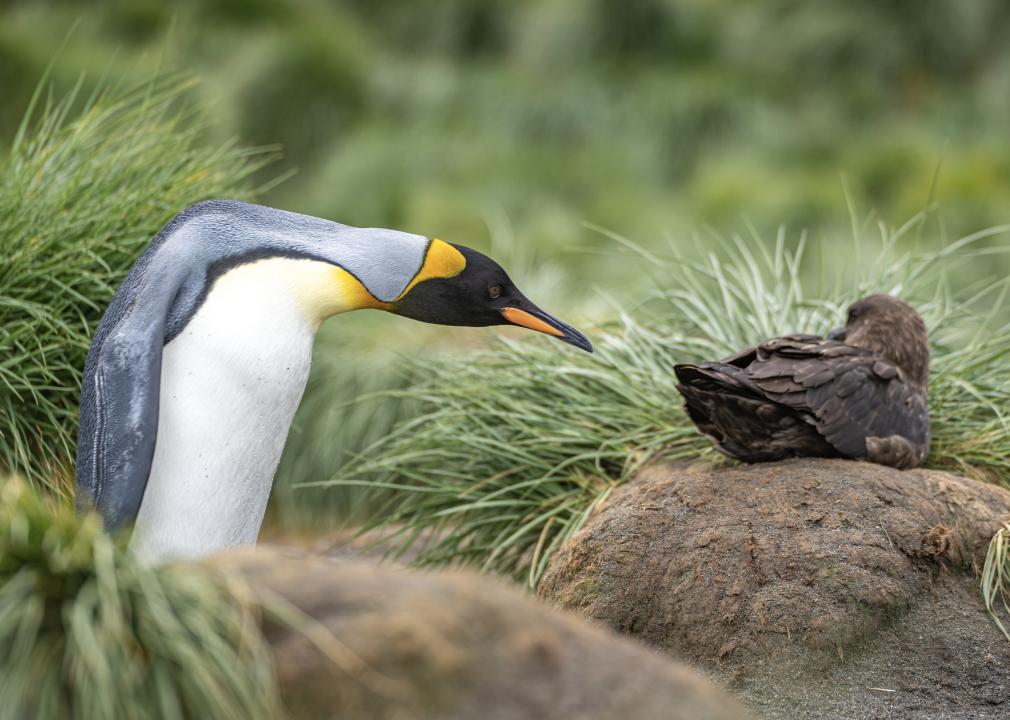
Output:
[{"xmin": 76, "ymin": 200, "xmax": 592, "ymax": 563}]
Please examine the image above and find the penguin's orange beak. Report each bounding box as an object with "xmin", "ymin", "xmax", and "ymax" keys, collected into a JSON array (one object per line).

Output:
[{"xmin": 500, "ymin": 305, "xmax": 593, "ymax": 352}]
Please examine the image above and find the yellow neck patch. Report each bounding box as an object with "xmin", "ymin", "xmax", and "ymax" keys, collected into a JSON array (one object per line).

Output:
[
  {"xmin": 268, "ymin": 259, "xmax": 390, "ymax": 327},
  {"xmin": 221, "ymin": 239, "xmax": 466, "ymax": 330},
  {"xmin": 206, "ymin": 258, "xmax": 388, "ymax": 331},
  {"xmin": 395, "ymin": 239, "xmax": 467, "ymax": 300}
]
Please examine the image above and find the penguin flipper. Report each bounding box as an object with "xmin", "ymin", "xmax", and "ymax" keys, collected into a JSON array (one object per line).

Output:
[{"xmin": 76, "ymin": 257, "xmax": 184, "ymax": 532}]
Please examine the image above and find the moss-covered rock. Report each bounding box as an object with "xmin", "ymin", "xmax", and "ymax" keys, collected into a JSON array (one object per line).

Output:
[
  {"xmin": 217, "ymin": 547, "xmax": 746, "ymax": 720},
  {"xmin": 538, "ymin": 458, "xmax": 1010, "ymax": 718}
]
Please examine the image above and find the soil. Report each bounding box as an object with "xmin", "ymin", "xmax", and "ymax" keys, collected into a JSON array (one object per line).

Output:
[
  {"xmin": 538, "ymin": 458, "xmax": 1010, "ymax": 719},
  {"xmin": 215, "ymin": 546, "xmax": 747, "ymax": 720},
  {"xmin": 727, "ymin": 573, "xmax": 1010, "ymax": 719}
]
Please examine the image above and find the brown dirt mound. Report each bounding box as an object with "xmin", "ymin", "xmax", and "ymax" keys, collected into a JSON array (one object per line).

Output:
[
  {"xmin": 538, "ymin": 458, "xmax": 1010, "ymax": 719},
  {"xmin": 214, "ymin": 546, "xmax": 747, "ymax": 720}
]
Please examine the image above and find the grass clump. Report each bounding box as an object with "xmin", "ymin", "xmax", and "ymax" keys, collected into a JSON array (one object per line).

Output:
[
  {"xmin": 0, "ymin": 478, "xmax": 279, "ymax": 720},
  {"xmin": 0, "ymin": 75, "xmax": 269, "ymax": 497},
  {"xmin": 982, "ymin": 522, "xmax": 1010, "ymax": 642},
  {"xmin": 312, "ymin": 218, "xmax": 1010, "ymax": 586}
]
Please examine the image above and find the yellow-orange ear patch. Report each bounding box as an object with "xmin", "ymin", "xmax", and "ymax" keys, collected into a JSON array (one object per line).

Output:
[{"xmin": 396, "ymin": 239, "xmax": 466, "ymax": 299}]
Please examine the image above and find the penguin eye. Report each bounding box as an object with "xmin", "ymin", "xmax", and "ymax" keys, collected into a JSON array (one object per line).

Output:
[
  {"xmin": 848, "ymin": 307, "xmax": 860, "ymax": 322},
  {"xmin": 488, "ymin": 285, "xmax": 503, "ymax": 299}
]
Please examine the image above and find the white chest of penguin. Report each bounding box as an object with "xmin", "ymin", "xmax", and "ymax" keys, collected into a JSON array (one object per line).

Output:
[{"xmin": 129, "ymin": 259, "xmax": 336, "ymax": 563}]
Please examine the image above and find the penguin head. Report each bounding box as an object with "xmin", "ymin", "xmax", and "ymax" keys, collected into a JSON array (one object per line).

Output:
[{"xmin": 392, "ymin": 243, "xmax": 593, "ymax": 352}]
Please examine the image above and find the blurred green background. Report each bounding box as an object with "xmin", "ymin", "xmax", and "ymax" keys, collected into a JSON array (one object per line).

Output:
[
  {"xmin": 6, "ymin": 0, "xmax": 1010, "ymax": 256},
  {"xmin": 3, "ymin": 0, "xmax": 1009, "ymax": 529}
]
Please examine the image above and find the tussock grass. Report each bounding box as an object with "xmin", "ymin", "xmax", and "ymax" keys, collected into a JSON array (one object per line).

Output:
[
  {"xmin": 311, "ymin": 218, "xmax": 1010, "ymax": 585},
  {"xmin": 0, "ymin": 75, "xmax": 269, "ymax": 497},
  {"xmin": 0, "ymin": 478, "xmax": 280, "ymax": 720},
  {"xmin": 982, "ymin": 523, "xmax": 1010, "ymax": 642}
]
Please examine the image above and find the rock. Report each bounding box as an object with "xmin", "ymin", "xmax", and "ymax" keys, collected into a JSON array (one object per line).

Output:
[
  {"xmin": 214, "ymin": 547, "xmax": 747, "ymax": 720},
  {"xmin": 538, "ymin": 458, "xmax": 1010, "ymax": 719}
]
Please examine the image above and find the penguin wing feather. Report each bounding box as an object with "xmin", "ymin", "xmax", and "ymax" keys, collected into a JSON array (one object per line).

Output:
[{"xmin": 77, "ymin": 263, "xmax": 183, "ymax": 532}]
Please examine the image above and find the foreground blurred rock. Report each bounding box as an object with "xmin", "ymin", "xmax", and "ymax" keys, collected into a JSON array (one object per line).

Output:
[
  {"xmin": 539, "ymin": 458, "xmax": 1010, "ymax": 720},
  {"xmin": 214, "ymin": 547, "xmax": 746, "ymax": 720}
]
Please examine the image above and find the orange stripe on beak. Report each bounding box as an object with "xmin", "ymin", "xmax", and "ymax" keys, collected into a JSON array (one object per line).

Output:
[{"xmin": 501, "ymin": 307, "xmax": 564, "ymax": 337}]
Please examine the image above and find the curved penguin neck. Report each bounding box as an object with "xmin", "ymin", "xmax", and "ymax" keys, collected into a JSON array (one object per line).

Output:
[{"xmin": 129, "ymin": 257, "xmax": 362, "ymax": 563}]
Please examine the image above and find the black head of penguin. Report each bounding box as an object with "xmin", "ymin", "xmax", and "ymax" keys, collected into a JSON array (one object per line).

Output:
[{"xmin": 392, "ymin": 244, "xmax": 593, "ymax": 352}]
